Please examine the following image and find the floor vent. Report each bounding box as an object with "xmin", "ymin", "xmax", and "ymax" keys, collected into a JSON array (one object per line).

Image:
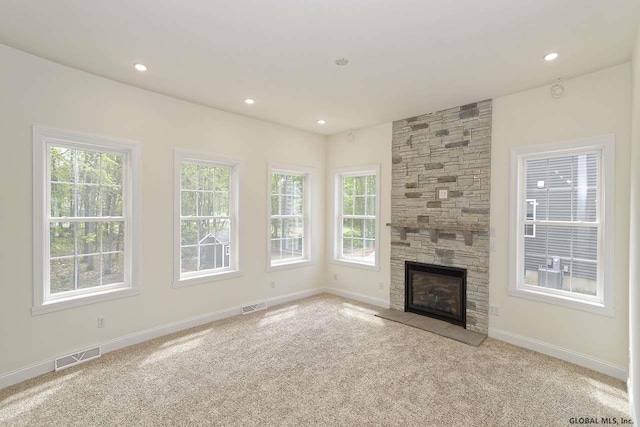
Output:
[
  {"xmin": 54, "ymin": 347, "xmax": 101, "ymax": 371},
  {"xmin": 241, "ymin": 302, "xmax": 267, "ymax": 315}
]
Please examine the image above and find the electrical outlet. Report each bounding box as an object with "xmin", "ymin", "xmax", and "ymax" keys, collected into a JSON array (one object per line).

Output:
[
  {"xmin": 270, "ymin": 281, "xmax": 276, "ymax": 289},
  {"xmin": 489, "ymin": 306, "xmax": 499, "ymax": 316},
  {"xmin": 490, "ymin": 227, "xmax": 496, "ymax": 237},
  {"xmin": 97, "ymin": 317, "xmax": 106, "ymax": 328},
  {"xmin": 378, "ymin": 282, "xmax": 384, "ymax": 290},
  {"xmin": 333, "ymin": 273, "xmax": 338, "ymax": 280},
  {"xmin": 490, "ymin": 240, "xmax": 496, "ymax": 252}
]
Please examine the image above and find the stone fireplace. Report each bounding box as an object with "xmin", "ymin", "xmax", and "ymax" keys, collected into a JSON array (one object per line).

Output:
[{"xmin": 390, "ymin": 100, "xmax": 491, "ymax": 334}]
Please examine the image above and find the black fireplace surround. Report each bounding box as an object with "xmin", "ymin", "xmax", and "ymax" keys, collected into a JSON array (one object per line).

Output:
[{"xmin": 405, "ymin": 261, "xmax": 467, "ymax": 328}]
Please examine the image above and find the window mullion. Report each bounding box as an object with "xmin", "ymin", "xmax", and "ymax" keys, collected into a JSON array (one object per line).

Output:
[
  {"xmin": 49, "ymin": 216, "xmax": 126, "ymax": 222},
  {"xmin": 525, "ymin": 220, "xmax": 599, "ymax": 227},
  {"xmin": 569, "ymin": 226, "xmax": 574, "ymax": 292}
]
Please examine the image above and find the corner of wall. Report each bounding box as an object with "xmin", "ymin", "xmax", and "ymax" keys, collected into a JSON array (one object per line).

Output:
[
  {"xmin": 321, "ymin": 132, "xmax": 331, "ymax": 288},
  {"xmin": 628, "ymin": 19, "xmax": 640, "ymax": 424}
]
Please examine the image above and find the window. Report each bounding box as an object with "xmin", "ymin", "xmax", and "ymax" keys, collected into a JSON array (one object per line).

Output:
[
  {"xmin": 268, "ymin": 165, "xmax": 313, "ymax": 270},
  {"xmin": 333, "ymin": 165, "xmax": 380, "ymax": 269},
  {"xmin": 509, "ymin": 135, "xmax": 615, "ymax": 316},
  {"xmin": 174, "ymin": 150, "xmax": 241, "ymax": 287},
  {"xmin": 33, "ymin": 127, "xmax": 140, "ymax": 315},
  {"xmin": 524, "ymin": 199, "xmax": 537, "ymax": 237}
]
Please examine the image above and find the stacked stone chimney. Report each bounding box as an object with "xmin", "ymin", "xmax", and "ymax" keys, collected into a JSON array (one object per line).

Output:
[{"xmin": 390, "ymin": 100, "xmax": 492, "ymax": 333}]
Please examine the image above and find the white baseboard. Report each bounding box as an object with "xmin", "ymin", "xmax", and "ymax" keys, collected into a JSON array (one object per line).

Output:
[
  {"xmin": 322, "ymin": 287, "xmax": 391, "ymax": 309},
  {"xmin": 0, "ymin": 359, "xmax": 56, "ymax": 391},
  {"xmin": 0, "ymin": 287, "xmax": 324, "ymax": 389},
  {"xmin": 629, "ymin": 378, "xmax": 637, "ymax": 424},
  {"xmin": 489, "ymin": 327, "xmax": 628, "ymax": 381},
  {"xmin": 3, "ymin": 290, "xmax": 626, "ymax": 390}
]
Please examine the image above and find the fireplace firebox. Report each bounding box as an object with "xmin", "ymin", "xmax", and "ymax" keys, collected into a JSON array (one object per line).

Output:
[{"xmin": 405, "ymin": 261, "xmax": 467, "ymax": 328}]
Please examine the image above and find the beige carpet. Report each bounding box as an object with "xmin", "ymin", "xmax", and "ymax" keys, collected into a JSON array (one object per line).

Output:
[{"xmin": 0, "ymin": 294, "xmax": 630, "ymax": 426}]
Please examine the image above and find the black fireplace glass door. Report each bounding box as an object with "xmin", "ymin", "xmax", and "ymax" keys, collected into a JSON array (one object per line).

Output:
[
  {"xmin": 405, "ymin": 261, "xmax": 466, "ymax": 327},
  {"xmin": 410, "ymin": 271, "xmax": 462, "ymax": 316}
]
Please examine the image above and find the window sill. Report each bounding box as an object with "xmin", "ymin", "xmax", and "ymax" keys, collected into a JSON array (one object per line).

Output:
[
  {"xmin": 173, "ymin": 270, "xmax": 244, "ymax": 288},
  {"xmin": 32, "ymin": 286, "xmax": 140, "ymax": 316},
  {"xmin": 507, "ymin": 287, "xmax": 614, "ymax": 317},
  {"xmin": 267, "ymin": 259, "xmax": 314, "ymax": 272},
  {"xmin": 331, "ymin": 258, "xmax": 380, "ymax": 272}
]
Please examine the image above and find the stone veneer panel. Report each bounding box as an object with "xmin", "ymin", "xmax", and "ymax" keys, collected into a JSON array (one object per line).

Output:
[{"xmin": 390, "ymin": 100, "xmax": 492, "ymax": 333}]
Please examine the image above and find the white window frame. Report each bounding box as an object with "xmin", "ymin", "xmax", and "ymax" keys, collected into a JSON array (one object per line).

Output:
[
  {"xmin": 32, "ymin": 126, "xmax": 141, "ymax": 315},
  {"xmin": 173, "ymin": 149, "xmax": 243, "ymax": 288},
  {"xmin": 266, "ymin": 163, "xmax": 314, "ymax": 271},
  {"xmin": 508, "ymin": 134, "xmax": 615, "ymax": 317},
  {"xmin": 332, "ymin": 164, "xmax": 381, "ymax": 271}
]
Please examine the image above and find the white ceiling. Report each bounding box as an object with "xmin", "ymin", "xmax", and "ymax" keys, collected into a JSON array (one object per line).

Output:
[{"xmin": 0, "ymin": 1, "xmax": 638, "ymax": 135}]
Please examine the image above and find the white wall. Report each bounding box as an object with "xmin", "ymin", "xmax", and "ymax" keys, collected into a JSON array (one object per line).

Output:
[
  {"xmin": 325, "ymin": 124, "xmax": 392, "ymax": 306},
  {"xmin": 628, "ymin": 24, "xmax": 640, "ymax": 422},
  {"xmin": 0, "ymin": 44, "xmax": 326, "ymax": 376},
  {"xmin": 0, "ymin": 40, "xmax": 634, "ymax": 386},
  {"xmin": 490, "ymin": 63, "xmax": 632, "ymax": 369}
]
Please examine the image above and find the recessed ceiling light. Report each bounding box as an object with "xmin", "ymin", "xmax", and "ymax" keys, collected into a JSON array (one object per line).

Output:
[
  {"xmin": 317, "ymin": 119, "xmax": 327, "ymax": 125},
  {"xmin": 134, "ymin": 63, "xmax": 147, "ymax": 72},
  {"xmin": 244, "ymin": 98, "xmax": 255, "ymax": 105},
  {"xmin": 544, "ymin": 52, "xmax": 559, "ymax": 62},
  {"xmin": 335, "ymin": 58, "xmax": 349, "ymax": 66}
]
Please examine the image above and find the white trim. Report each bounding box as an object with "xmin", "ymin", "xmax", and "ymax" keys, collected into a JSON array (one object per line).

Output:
[
  {"xmin": 267, "ymin": 259, "xmax": 315, "ymax": 272},
  {"xmin": 0, "ymin": 287, "xmax": 324, "ymax": 390},
  {"xmin": 173, "ymin": 270, "xmax": 245, "ymax": 288},
  {"xmin": 489, "ymin": 327, "xmax": 627, "ymax": 381},
  {"xmin": 266, "ymin": 163, "xmax": 315, "ymax": 271},
  {"xmin": 32, "ymin": 126, "xmax": 141, "ymax": 316},
  {"xmin": 332, "ymin": 164, "xmax": 381, "ymax": 269},
  {"xmin": 32, "ymin": 288, "xmax": 140, "ymax": 316},
  {"xmin": 100, "ymin": 288, "xmax": 323, "ymax": 354},
  {"xmin": 0, "ymin": 360, "xmax": 55, "ymax": 391},
  {"xmin": 508, "ymin": 134, "xmax": 615, "ymax": 316},
  {"xmin": 173, "ymin": 149, "xmax": 243, "ymax": 288},
  {"xmin": 629, "ymin": 378, "xmax": 637, "ymax": 424},
  {"xmin": 323, "ymin": 287, "xmax": 390, "ymax": 309}
]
